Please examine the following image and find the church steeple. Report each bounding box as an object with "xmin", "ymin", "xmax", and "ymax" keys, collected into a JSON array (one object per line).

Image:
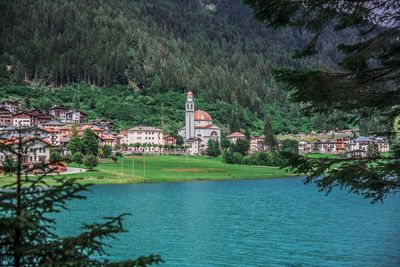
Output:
[{"xmin": 185, "ymin": 91, "xmax": 195, "ymax": 139}]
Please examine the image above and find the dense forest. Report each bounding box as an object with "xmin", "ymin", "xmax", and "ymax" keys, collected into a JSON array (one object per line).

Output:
[{"xmin": 0, "ymin": 0, "xmax": 355, "ymax": 134}]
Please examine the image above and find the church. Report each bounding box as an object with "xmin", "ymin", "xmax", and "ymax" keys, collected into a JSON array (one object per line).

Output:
[{"xmin": 178, "ymin": 91, "xmax": 221, "ymax": 155}]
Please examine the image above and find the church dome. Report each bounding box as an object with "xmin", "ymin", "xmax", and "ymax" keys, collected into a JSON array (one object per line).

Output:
[{"xmin": 194, "ymin": 110, "xmax": 212, "ymax": 121}]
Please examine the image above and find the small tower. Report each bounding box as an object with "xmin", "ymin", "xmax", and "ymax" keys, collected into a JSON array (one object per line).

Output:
[{"xmin": 185, "ymin": 91, "xmax": 195, "ymax": 139}]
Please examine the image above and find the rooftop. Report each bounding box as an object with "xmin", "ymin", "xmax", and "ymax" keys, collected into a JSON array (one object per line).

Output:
[{"xmin": 227, "ymin": 132, "xmax": 246, "ymax": 138}]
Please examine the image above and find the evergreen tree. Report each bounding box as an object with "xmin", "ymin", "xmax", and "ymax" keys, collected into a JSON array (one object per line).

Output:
[
  {"xmin": 264, "ymin": 114, "xmax": 276, "ymax": 150},
  {"xmin": 81, "ymin": 129, "xmax": 99, "ymax": 156},
  {"xmin": 1, "ymin": 156, "xmax": 16, "ymax": 176},
  {"xmin": 72, "ymin": 152, "xmax": 84, "ymax": 167},
  {"xmin": 207, "ymin": 139, "xmax": 221, "ymax": 157},
  {"xmin": 102, "ymin": 145, "xmax": 113, "ymax": 158},
  {"xmin": 366, "ymin": 143, "xmax": 381, "ymax": 159},
  {"xmin": 89, "ymin": 95, "xmax": 96, "ymax": 109},
  {"xmin": 232, "ymin": 139, "xmax": 250, "ymax": 156},
  {"xmin": 220, "ymin": 138, "xmax": 231, "ymax": 150},
  {"xmin": 0, "ymin": 130, "xmax": 162, "ymax": 266},
  {"xmin": 49, "ymin": 148, "xmax": 62, "ymax": 163},
  {"xmin": 281, "ymin": 139, "xmax": 299, "ymax": 154},
  {"xmin": 67, "ymin": 135, "xmax": 83, "ymax": 155},
  {"xmin": 83, "ymin": 154, "xmax": 98, "ymax": 170},
  {"xmin": 244, "ymin": 0, "xmax": 400, "ymax": 202}
]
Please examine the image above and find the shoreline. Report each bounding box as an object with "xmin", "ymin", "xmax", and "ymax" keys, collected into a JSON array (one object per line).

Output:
[
  {"xmin": 0, "ymin": 155, "xmax": 298, "ymax": 187},
  {"xmin": 0, "ymin": 173, "xmax": 300, "ymax": 187},
  {"xmin": 84, "ymin": 173, "xmax": 301, "ymax": 186}
]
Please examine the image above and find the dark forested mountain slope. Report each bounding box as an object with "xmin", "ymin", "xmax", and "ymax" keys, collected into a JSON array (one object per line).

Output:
[{"xmin": 0, "ymin": 0, "xmax": 350, "ymax": 133}]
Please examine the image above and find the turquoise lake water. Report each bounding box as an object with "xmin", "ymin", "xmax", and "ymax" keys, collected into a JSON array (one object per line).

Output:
[{"xmin": 57, "ymin": 177, "xmax": 400, "ymax": 266}]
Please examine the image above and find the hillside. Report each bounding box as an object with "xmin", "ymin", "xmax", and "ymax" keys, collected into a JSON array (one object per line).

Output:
[{"xmin": 0, "ymin": 0, "xmax": 349, "ymax": 134}]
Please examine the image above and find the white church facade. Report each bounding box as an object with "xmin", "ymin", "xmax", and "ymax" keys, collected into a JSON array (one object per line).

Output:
[{"xmin": 178, "ymin": 91, "xmax": 221, "ymax": 155}]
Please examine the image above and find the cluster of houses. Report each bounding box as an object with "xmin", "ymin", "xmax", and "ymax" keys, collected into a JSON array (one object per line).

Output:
[
  {"xmin": 0, "ymin": 120, "xmax": 181, "ymax": 170},
  {"xmin": 0, "ymin": 92, "xmax": 392, "ymax": 171},
  {"xmin": 298, "ymin": 136, "xmax": 390, "ymax": 158},
  {"xmin": 0, "ymin": 99, "xmax": 182, "ymax": 169},
  {"xmin": 0, "ymin": 100, "xmax": 87, "ymax": 127}
]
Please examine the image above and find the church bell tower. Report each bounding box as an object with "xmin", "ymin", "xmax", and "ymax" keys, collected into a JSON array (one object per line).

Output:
[{"xmin": 185, "ymin": 91, "xmax": 195, "ymax": 139}]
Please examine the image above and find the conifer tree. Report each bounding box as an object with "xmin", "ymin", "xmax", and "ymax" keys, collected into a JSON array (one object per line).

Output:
[
  {"xmin": 82, "ymin": 129, "xmax": 99, "ymax": 156},
  {"xmin": 207, "ymin": 139, "xmax": 221, "ymax": 157},
  {"xmin": 244, "ymin": 0, "xmax": 400, "ymax": 202},
  {"xmin": 0, "ymin": 129, "xmax": 162, "ymax": 266},
  {"xmin": 264, "ymin": 114, "xmax": 276, "ymax": 150}
]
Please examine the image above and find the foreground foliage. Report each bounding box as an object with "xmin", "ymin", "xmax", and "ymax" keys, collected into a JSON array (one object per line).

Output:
[
  {"xmin": 244, "ymin": 0, "xmax": 400, "ymax": 202},
  {"xmin": 0, "ymin": 131, "xmax": 162, "ymax": 266}
]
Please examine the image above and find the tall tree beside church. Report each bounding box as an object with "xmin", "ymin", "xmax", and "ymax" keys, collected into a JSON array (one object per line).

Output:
[
  {"xmin": 244, "ymin": 0, "xmax": 400, "ymax": 202},
  {"xmin": 207, "ymin": 139, "xmax": 221, "ymax": 157},
  {"xmin": 264, "ymin": 114, "xmax": 276, "ymax": 150}
]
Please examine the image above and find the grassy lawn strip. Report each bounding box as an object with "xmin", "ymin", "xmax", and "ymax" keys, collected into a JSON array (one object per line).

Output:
[{"xmin": 0, "ymin": 155, "xmax": 293, "ymax": 186}]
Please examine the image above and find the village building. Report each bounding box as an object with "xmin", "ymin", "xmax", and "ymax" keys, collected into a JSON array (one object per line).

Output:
[
  {"xmin": 163, "ymin": 135, "xmax": 177, "ymax": 146},
  {"xmin": 0, "ymin": 138, "xmax": 51, "ymax": 167},
  {"xmin": 185, "ymin": 137, "xmax": 202, "ymax": 155},
  {"xmin": 42, "ymin": 128, "xmax": 63, "ymax": 146},
  {"xmin": 118, "ymin": 131, "xmax": 129, "ymax": 145},
  {"xmin": 226, "ymin": 132, "xmax": 246, "ymax": 144},
  {"xmin": 348, "ymin": 137, "xmax": 374, "ymax": 152},
  {"xmin": 0, "ymin": 107, "xmax": 13, "ymax": 125},
  {"xmin": 78, "ymin": 125, "xmax": 103, "ymax": 135},
  {"xmin": 127, "ymin": 126, "xmax": 163, "ymax": 151},
  {"xmin": 91, "ymin": 119, "xmax": 116, "ymax": 131},
  {"xmin": 49, "ymin": 105, "xmax": 70, "ymax": 121},
  {"xmin": 12, "ymin": 112, "xmax": 34, "ymax": 127},
  {"xmin": 34, "ymin": 113, "xmax": 54, "ymax": 127},
  {"xmin": 98, "ymin": 133, "xmax": 117, "ymax": 148},
  {"xmin": 43, "ymin": 120, "xmax": 65, "ymax": 128},
  {"xmin": 66, "ymin": 110, "xmax": 86, "ymax": 124},
  {"xmin": 313, "ymin": 139, "xmax": 337, "ymax": 153},
  {"xmin": 347, "ymin": 149, "xmax": 367, "ymax": 158},
  {"xmin": 298, "ymin": 140, "xmax": 312, "ymax": 154},
  {"xmin": 0, "ymin": 122, "xmax": 9, "ymax": 131},
  {"xmin": 0, "ymin": 100, "xmax": 20, "ymax": 114},
  {"xmin": 250, "ymin": 135, "xmax": 266, "ymax": 152},
  {"xmin": 374, "ymin": 137, "xmax": 390, "ymax": 152},
  {"xmin": 1, "ymin": 127, "xmax": 49, "ymax": 140},
  {"xmin": 334, "ymin": 138, "xmax": 349, "ymax": 152},
  {"xmin": 178, "ymin": 91, "xmax": 221, "ymax": 154}
]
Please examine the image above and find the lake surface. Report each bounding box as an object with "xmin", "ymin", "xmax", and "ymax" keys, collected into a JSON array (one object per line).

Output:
[{"xmin": 57, "ymin": 177, "xmax": 400, "ymax": 266}]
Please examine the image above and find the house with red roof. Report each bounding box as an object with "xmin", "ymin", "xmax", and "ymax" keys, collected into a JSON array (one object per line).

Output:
[
  {"xmin": 0, "ymin": 138, "xmax": 51, "ymax": 168},
  {"xmin": 0, "ymin": 107, "xmax": 13, "ymax": 125},
  {"xmin": 226, "ymin": 132, "xmax": 246, "ymax": 144}
]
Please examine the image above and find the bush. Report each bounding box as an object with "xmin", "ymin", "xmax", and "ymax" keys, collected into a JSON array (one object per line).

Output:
[
  {"xmin": 114, "ymin": 152, "xmax": 123, "ymax": 157},
  {"xmin": 222, "ymin": 149, "xmax": 244, "ymax": 164},
  {"xmin": 72, "ymin": 152, "xmax": 84, "ymax": 166},
  {"xmin": 102, "ymin": 145, "xmax": 113, "ymax": 158},
  {"xmin": 83, "ymin": 155, "xmax": 98, "ymax": 170},
  {"xmin": 231, "ymin": 139, "xmax": 250, "ymax": 156},
  {"xmin": 62, "ymin": 153, "xmax": 72, "ymax": 163}
]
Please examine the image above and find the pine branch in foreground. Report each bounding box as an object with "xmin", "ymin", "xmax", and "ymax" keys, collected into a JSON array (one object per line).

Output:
[{"xmin": 0, "ymin": 129, "xmax": 163, "ymax": 266}]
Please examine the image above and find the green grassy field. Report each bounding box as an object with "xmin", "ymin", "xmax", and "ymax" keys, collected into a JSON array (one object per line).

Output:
[
  {"xmin": 0, "ymin": 155, "xmax": 293, "ymax": 186},
  {"xmin": 305, "ymin": 153, "xmax": 340, "ymax": 159}
]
